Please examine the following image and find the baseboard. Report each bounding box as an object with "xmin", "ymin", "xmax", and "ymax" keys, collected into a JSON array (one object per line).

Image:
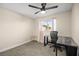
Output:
[{"xmin": 0, "ymin": 39, "xmax": 32, "ymax": 53}]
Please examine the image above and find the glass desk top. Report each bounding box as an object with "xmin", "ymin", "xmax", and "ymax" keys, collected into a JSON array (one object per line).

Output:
[
  {"xmin": 57, "ymin": 36, "xmax": 78, "ymax": 47},
  {"xmin": 44, "ymin": 36, "xmax": 78, "ymax": 47}
]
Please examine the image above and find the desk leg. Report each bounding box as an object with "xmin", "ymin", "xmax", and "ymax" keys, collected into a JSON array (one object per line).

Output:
[
  {"xmin": 56, "ymin": 47, "xmax": 57, "ymax": 56},
  {"xmin": 44, "ymin": 36, "xmax": 48, "ymax": 46},
  {"xmin": 55, "ymin": 45, "xmax": 58, "ymax": 56},
  {"xmin": 44, "ymin": 36, "xmax": 46, "ymax": 46},
  {"xmin": 47, "ymin": 36, "xmax": 48, "ymax": 44},
  {"xmin": 65, "ymin": 46, "xmax": 77, "ymax": 56}
]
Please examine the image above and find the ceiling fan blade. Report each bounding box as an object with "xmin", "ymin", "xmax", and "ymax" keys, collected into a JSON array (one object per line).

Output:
[
  {"xmin": 35, "ymin": 11, "xmax": 41, "ymax": 14},
  {"xmin": 28, "ymin": 5, "xmax": 41, "ymax": 9},
  {"xmin": 45, "ymin": 6, "xmax": 58, "ymax": 10}
]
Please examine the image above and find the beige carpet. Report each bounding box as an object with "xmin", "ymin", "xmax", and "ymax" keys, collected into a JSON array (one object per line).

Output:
[{"xmin": 0, "ymin": 40, "xmax": 66, "ymax": 56}]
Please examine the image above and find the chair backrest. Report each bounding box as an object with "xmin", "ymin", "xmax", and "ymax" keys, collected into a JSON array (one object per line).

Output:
[{"xmin": 50, "ymin": 31, "xmax": 58, "ymax": 43}]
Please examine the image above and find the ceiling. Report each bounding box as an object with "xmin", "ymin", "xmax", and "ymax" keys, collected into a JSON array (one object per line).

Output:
[{"xmin": 0, "ymin": 3, "xmax": 73, "ymax": 19}]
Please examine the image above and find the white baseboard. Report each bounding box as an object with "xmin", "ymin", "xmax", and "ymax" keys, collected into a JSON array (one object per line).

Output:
[{"xmin": 0, "ymin": 39, "xmax": 32, "ymax": 53}]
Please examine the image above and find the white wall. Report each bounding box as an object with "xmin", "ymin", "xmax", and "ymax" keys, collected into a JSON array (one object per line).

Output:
[
  {"xmin": 0, "ymin": 8, "xmax": 34, "ymax": 52},
  {"xmin": 56, "ymin": 11, "xmax": 71, "ymax": 37},
  {"xmin": 34, "ymin": 11, "xmax": 72, "ymax": 42},
  {"xmin": 71, "ymin": 4, "xmax": 79, "ymax": 46}
]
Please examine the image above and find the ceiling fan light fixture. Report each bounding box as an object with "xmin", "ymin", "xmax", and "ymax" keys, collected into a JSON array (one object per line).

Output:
[{"xmin": 40, "ymin": 11, "xmax": 46, "ymax": 14}]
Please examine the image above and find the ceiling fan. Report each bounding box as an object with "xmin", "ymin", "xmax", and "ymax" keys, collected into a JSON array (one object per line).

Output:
[{"xmin": 28, "ymin": 3, "xmax": 58, "ymax": 14}]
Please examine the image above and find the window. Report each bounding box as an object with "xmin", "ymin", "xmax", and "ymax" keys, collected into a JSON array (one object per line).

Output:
[
  {"xmin": 39, "ymin": 19, "xmax": 56, "ymax": 42},
  {"xmin": 40, "ymin": 19, "xmax": 56, "ymax": 31}
]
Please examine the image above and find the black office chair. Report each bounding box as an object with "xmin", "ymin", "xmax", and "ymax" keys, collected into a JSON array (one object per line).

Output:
[{"xmin": 50, "ymin": 31, "xmax": 62, "ymax": 52}]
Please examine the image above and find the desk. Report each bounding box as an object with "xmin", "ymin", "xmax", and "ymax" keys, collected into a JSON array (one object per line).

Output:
[{"xmin": 44, "ymin": 36, "xmax": 78, "ymax": 56}]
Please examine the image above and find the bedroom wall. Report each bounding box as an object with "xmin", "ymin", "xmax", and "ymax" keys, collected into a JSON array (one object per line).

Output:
[
  {"xmin": 0, "ymin": 8, "xmax": 34, "ymax": 52},
  {"xmin": 34, "ymin": 11, "xmax": 72, "ymax": 42},
  {"xmin": 71, "ymin": 4, "xmax": 79, "ymax": 46}
]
